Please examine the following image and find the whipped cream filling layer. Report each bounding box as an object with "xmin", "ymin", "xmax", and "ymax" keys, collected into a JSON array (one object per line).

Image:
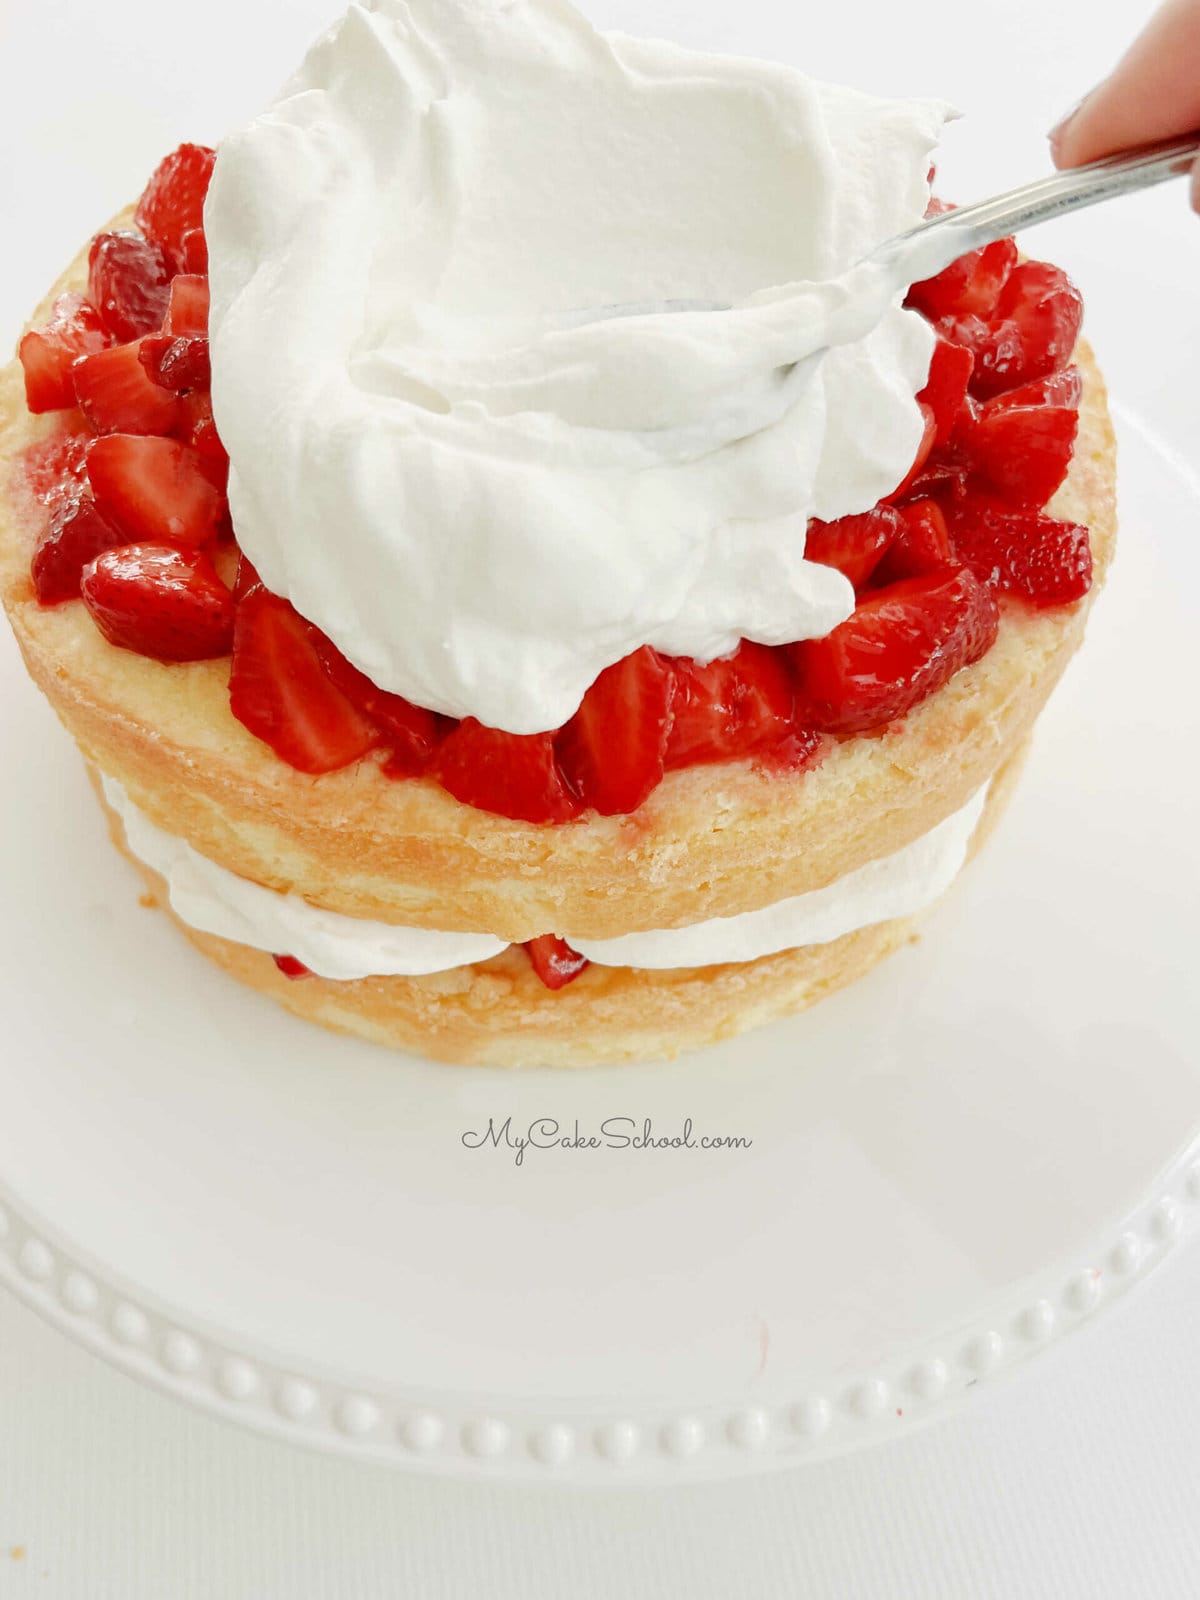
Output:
[
  {"xmin": 103, "ymin": 777, "xmax": 986, "ymax": 981},
  {"xmin": 206, "ymin": 0, "xmax": 948, "ymax": 735},
  {"xmin": 103, "ymin": 777, "xmax": 508, "ymax": 981}
]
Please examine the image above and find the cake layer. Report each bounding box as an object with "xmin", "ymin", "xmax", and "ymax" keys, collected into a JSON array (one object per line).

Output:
[
  {"xmin": 0, "ymin": 226, "xmax": 1116, "ymax": 943},
  {"xmin": 99, "ymin": 770, "xmax": 988, "ymax": 978},
  {"xmin": 93, "ymin": 742, "xmax": 1028, "ymax": 1067}
]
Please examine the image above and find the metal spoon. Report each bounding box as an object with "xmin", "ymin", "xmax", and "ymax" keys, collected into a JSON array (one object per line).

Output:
[
  {"xmin": 862, "ymin": 132, "xmax": 1200, "ymax": 287},
  {"xmin": 580, "ymin": 134, "xmax": 1200, "ymax": 326}
]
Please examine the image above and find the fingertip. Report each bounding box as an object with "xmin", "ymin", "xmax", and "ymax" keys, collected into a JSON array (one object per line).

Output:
[{"xmin": 1047, "ymin": 93, "xmax": 1094, "ymax": 168}]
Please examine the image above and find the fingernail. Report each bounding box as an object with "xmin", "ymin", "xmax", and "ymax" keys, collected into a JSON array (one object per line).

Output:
[{"xmin": 1048, "ymin": 92, "xmax": 1092, "ymax": 154}]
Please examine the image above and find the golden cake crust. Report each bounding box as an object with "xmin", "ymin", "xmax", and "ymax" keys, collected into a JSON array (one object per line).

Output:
[
  {"xmin": 94, "ymin": 740, "xmax": 1028, "ymax": 1068},
  {"xmin": 0, "ymin": 219, "xmax": 1117, "ymax": 942}
]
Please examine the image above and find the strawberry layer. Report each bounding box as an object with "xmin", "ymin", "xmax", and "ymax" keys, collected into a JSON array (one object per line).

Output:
[{"xmin": 101, "ymin": 774, "xmax": 986, "ymax": 979}]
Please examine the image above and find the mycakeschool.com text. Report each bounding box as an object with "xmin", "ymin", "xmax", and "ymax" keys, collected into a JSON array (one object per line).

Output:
[{"xmin": 461, "ymin": 1117, "xmax": 753, "ymax": 1167}]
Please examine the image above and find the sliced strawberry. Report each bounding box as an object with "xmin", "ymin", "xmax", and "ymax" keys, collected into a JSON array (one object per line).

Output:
[
  {"xmin": 969, "ymin": 402, "xmax": 1079, "ymax": 505},
  {"xmin": 983, "ymin": 369, "xmax": 1082, "ymax": 413},
  {"xmin": 954, "ymin": 262, "xmax": 1083, "ymax": 400},
  {"xmin": 525, "ymin": 936, "xmax": 589, "ymax": 991},
  {"xmin": 23, "ymin": 429, "xmax": 93, "ymax": 504},
  {"xmin": 432, "ymin": 720, "xmax": 581, "ymax": 825},
  {"xmin": 139, "ymin": 333, "xmax": 211, "ymax": 392},
  {"xmin": 906, "ymin": 231, "xmax": 1017, "ymax": 320},
  {"xmin": 311, "ymin": 634, "xmax": 445, "ymax": 775},
  {"xmin": 788, "ymin": 567, "xmax": 999, "ymax": 734},
  {"xmin": 87, "ymin": 434, "xmax": 222, "ymax": 547},
  {"xmin": 72, "ymin": 341, "xmax": 182, "ymax": 435},
  {"xmin": 176, "ymin": 391, "xmax": 229, "ymax": 489},
  {"xmin": 231, "ymin": 553, "xmax": 261, "ymax": 603},
  {"xmin": 80, "ymin": 544, "xmax": 235, "ymax": 661},
  {"xmin": 87, "ymin": 232, "xmax": 172, "ymax": 342},
  {"xmin": 754, "ymin": 725, "xmax": 825, "ymax": 775},
  {"xmin": 19, "ymin": 294, "xmax": 111, "ymax": 413},
  {"xmin": 31, "ymin": 492, "xmax": 126, "ymax": 605},
  {"xmin": 665, "ymin": 641, "xmax": 795, "ymax": 769},
  {"xmin": 903, "ymin": 454, "xmax": 971, "ymax": 507},
  {"xmin": 804, "ymin": 506, "xmax": 902, "ymax": 588},
  {"xmin": 918, "ymin": 335, "xmax": 975, "ymax": 448},
  {"xmin": 935, "ymin": 314, "xmax": 1037, "ymax": 403},
  {"xmin": 273, "ymin": 955, "xmax": 313, "ymax": 981},
  {"xmin": 164, "ymin": 275, "xmax": 210, "ymax": 335},
  {"xmin": 949, "ymin": 497, "xmax": 1092, "ymax": 607},
  {"xmin": 179, "ymin": 228, "xmax": 209, "ymax": 275},
  {"xmin": 884, "ymin": 403, "xmax": 938, "ymax": 503},
  {"xmin": 230, "ymin": 590, "xmax": 379, "ymax": 774},
  {"xmin": 556, "ymin": 647, "xmax": 675, "ymax": 815},
  {"xmin": 873, "ymin": 499, "xmax": 955, "ymax": 584},
  {"xmin": 381, "ymin": 737, "xmax": 451, "ymax": 781},
  {"xmin": 135, "ymin": 144, "xmax": 217, "ymax": 271},
  {"xmin": 995, "ymin": 262, "xmax": 1084, "ymax": 370}
]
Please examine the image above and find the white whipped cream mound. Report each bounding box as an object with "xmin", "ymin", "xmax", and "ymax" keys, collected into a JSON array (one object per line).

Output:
[
  {"xmin": 206, "ymin": 0, "xmax": 948, "ymax": 735},
  {"xmin": 104, "ymin": 777, "xmax": 985, "ymax": 980}
]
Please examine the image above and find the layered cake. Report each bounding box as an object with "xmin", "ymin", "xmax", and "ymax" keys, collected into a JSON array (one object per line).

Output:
[{"xmin": 0, "ymin": 0, "xmax": 1116, "ymax": 1066}]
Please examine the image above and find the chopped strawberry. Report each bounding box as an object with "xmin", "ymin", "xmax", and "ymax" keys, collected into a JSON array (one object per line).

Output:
[
  {"xmin": 176, "ymin": 391, "xmax": 229, "ymax": 489},
  {"xmin": 231, "ymin": 554, "xmax": 261, "ymax": 603},
  {"xmin": 432, "ymin": 720, "xmax": 582, "ymax": 825},
  {"xmin": 917, "ymin": 335, "xmax": 975, "ymax": 447},
  {"xmin": 229, "ymin": 590, "xmax": 379, "ymax": 774},
  {"xmin": 754, "ymin": 725, "xmax": 825, "ymax": 775},
  {"xmin": 135, "ymin": 144, "xmax": 217, "ymax": 271},
  {"xmin": 873, "ymin": 498, "xmax": 955, "ymax": 583},
  {"xmin": 80, "ymin": 544, "xmax": 235, "ymax": 661},
  {"xmin": 788, "ymin": 567, "xmax": 999, "ymax": 734},
  {"xmin": 951, "ymin": 262, "xmax": 1083, "ymax": 400},
  {"xmin": 884, "ymin": 403, "xmax": 938, "ymax": 503},
  {"xmin": 72, "ymin": 341, "xmax": 182, "ymax": 435},
  {"xmin": 381, "ymin": 737, "xmax": 450, "ymax": 781},
  {"xmin": 273, "ymin": 954, "xmax": 313, "ymax": 980},
  {"xmin": 164, "ymin": 275, "xmax": 210, "ymax": 335},
  {"xmin": 969, "ymin": 401, "xmax": 1079, "ymax": 506},
  {"xmin": 556, "ymin": 646, "xmax": 675, "ymax": 815},
  {"xmin": 906, "ymin": 232, "xmax": 1017, "ymax": 320},
  {"xmin": 984, "ymin": 369, "xmax": 1082, "ymax": 412},
  {"xmin": 996, "ymin": 262, "xmax": 1084, "ymax": 371},
  {"xmin": 87, "ymin": 434, "xmax": 222, "ymax": 547},
  {"xmin": 934, "ymin": 312, "xmax": 1004, "ymax": 383},
  {"xmin": 903, "ymin": 454, "xmax": 971, "ymax": 507},
  {"xmin": 311, "ymin": 634, "xmax": 445, "ymax": 775},
  {"xmin": 31, "ymin": 492, "xmax": 126, "ymax": 605},
  {"xmin": 525, "ymin": 936, "xmax": 589, "ymax": 991},
  {"xmin": 949, "ymin": 497, "xmax": 1092, "ymax": 607},
  {"xmin": 179, "ymin": 228, "xmax": 209, "ymax": 275},
  {"xmin": 665, "ymin": 641, "xmax": 796, "ymax": 769},
  {"xmin": 23, "ymin": 429, "xmax": 93, "ymax": 504},
  {"xmin": 19, "ymin": 294, "xmax": 111, "ymax": 413},
  {"xmin": 87, "ymin": 232, "xmax": 172, "ymax": 342},
  {"xmin": 804, "ymin": 506, "xmax": 902, "ymax": 588},
  {"xmin": 139, "ymin": 333, "xmax": 211, "ymax": 392}
]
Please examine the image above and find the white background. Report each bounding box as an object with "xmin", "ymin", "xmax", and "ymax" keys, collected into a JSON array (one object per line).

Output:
[{"xmin": 2, "ymin": 0, "xmax": 1199, "ymax": 1594}]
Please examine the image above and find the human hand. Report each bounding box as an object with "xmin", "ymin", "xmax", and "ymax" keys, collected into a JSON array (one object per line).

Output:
[{"xmin": 1050, "ymin": 0, "xmax": 1200, "ymax": 212}]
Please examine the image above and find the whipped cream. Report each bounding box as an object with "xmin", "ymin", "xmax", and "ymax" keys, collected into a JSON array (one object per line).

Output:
[
  {"xmin": 575, "ymin": 788, "xmax": 986, "ymax": 969},
  {"xmin": 206, "ymin": 0, "xmax": 948, "ymax": 735},
  {"xmin": 104, "ymin": 777, "xmax": 986, "ymax": 980},
  {"xmin": 102, "ymin": 777, "xmax": 507, "ymax": 980}
]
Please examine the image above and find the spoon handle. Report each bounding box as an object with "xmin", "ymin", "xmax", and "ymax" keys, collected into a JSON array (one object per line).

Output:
[{"xmin": 870, "ymin": 132, "xmax": 1200, "ymax": 281}]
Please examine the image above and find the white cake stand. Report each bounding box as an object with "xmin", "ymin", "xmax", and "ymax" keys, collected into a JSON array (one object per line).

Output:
[{"xmin": 0, "ymin": 413, "xmax": 1196, "ymax": 1482}]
